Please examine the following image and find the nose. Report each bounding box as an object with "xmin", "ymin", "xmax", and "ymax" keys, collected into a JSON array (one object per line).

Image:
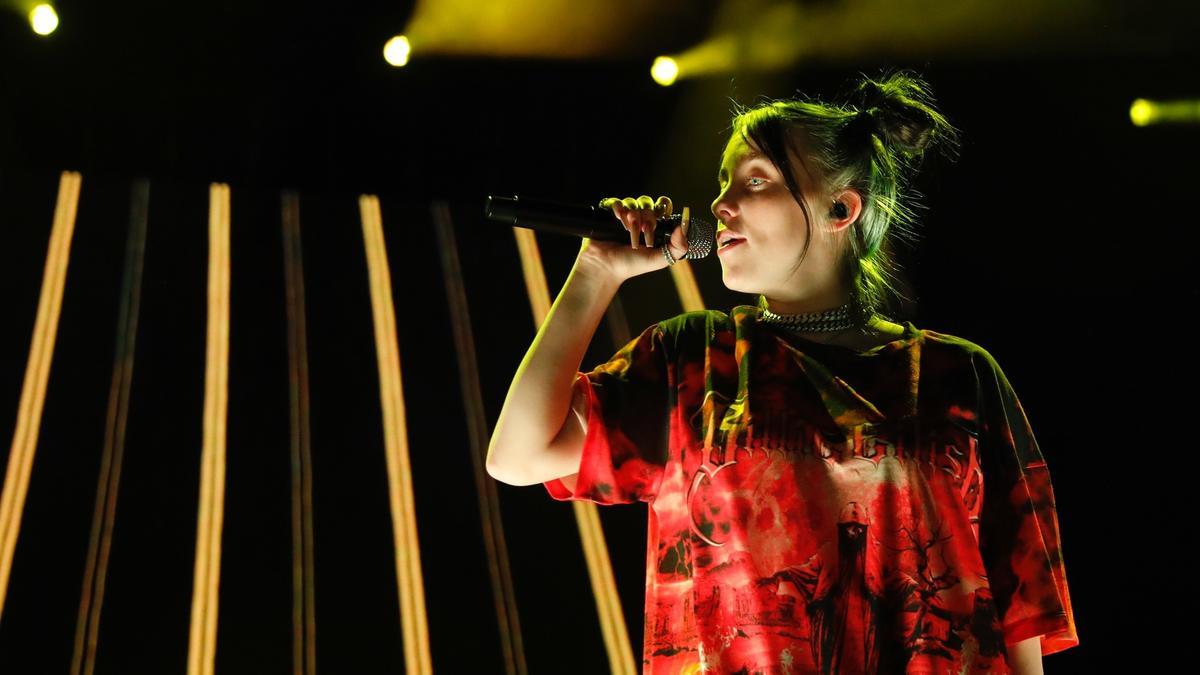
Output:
[{"xmin": 711, "ymin": 188, "xmax": 735, "ymax": 224}]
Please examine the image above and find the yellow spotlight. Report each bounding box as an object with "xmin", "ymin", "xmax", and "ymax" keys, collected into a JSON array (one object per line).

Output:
[
  {"xmin": 651, "ymin": 56, "xmax": 678, "ymax": 87},
  {"xmin": 1129, "ymin": 98, "xmax": 1200, "ymax": 126},
  {"xmin": 30, "ymin": 4, "xmax": 59, "ymax": 36},
  {"xmin": 1129, "ymin": 99, "xmax": 1155, "ymax": 127},
  {"xmin": 384, "ymin": 35, "xmax": 411, "ymax": 67}
]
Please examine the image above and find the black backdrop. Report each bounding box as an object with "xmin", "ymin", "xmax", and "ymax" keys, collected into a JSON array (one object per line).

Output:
[{"xmin": 1, "ymin": 1, "xmax": 1197, "ymax": 672}]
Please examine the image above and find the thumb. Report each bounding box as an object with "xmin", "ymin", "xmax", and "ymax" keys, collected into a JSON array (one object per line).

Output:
[
  {"xmin": 670, "ymin": 225, "xmax": 687, "ymax": 255},
  {"xmin": 669, "ymin": 207, "xmax": 690, "ymax": 257}
]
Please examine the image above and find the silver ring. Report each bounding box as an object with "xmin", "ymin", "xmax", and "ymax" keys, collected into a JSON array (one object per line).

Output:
[{"xmin": 662, "ymin": 244, "xmax": 677, "ymax": 266}]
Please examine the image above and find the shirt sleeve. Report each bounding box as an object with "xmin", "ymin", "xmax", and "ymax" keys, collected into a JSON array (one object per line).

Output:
[
  {"xmin": 543, "ymin": 321, "xmax": 671, "ymax": 505},
  {"xmin": 973, "ymin": 348, "xmax": 1079, "ymax": 656}
]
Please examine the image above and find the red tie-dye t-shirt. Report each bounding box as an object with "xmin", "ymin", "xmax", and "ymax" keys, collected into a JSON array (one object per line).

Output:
[{"xmin": 544, "ymin": 306, "xmax": 1078, "ymax": 674}]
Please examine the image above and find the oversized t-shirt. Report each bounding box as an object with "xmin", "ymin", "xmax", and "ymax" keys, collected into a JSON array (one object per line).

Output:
[{"xmin": 544, "ymin": 305, "xmax": 1078, "ymax": 674}]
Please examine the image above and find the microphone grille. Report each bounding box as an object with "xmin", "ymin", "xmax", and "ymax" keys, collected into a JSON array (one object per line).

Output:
[{"xmin": 678, "ymin": 212, "xmax": 715, "ymax": 259}]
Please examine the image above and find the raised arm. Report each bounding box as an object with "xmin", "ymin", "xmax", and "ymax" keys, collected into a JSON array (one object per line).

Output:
[
  {"xmin": 485, "ymin": 195, "xmax": 688, "ymax": 487},
  {"xmin": 485, "ymin": 257, "xmax": 619, "ymax": 486}
]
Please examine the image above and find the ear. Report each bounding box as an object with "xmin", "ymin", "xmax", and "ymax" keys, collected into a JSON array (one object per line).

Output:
[{"xmin": 830, "ymin": 188, "xmax": 865, "ymax": 231}]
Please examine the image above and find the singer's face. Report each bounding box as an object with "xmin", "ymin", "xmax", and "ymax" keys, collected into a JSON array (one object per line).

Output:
[{"xmin": 710, "ymin": 133, "xmax": 839, "ymax": 296}]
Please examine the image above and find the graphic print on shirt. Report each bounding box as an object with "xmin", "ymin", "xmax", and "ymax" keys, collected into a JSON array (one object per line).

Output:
[
  {"xmin": 542, "ymin": 307, "xmax": 1078, "ymax": 674},
  {"xmin": 669, "ymin": 410, "xmax": 997, "ymax": 674}
]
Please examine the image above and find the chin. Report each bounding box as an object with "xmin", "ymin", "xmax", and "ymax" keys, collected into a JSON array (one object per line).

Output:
[{"xmin": 720, "ymin": 271, "xmax": 752, "ymax": 295}]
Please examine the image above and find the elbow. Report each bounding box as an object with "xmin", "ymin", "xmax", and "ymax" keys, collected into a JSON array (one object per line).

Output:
[
  {"xmin": 486, "ymin": 447, "xmax": 513, "ymax": 484},
  {"xmin": 486, "ymin": 462, "xmax": 513, "ymax": 485},
  {"xmin": 486, "ymin": 442, "xmax": 527, "ymax": 486},
  {"xmin": 486, "ymin": 448, "xmax": 547, "ymax": 487}
]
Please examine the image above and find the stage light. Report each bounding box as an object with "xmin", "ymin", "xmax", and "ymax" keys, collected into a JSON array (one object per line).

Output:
[
  {"xmin": 29, "ymin": 4, "xmax": 59, "ymax": 36},
  {"xmin": 1130, "ymin": 98, "xmax": 1200, "ymax": 126},
  {"xmin": 651, "ymin": 56, "xmax": 678, "ymax": 86},
  {"xmin": 384, "ymin": 35, "xmax": 411, "ymax": 67},
  {"xmin": 1130, "ymin": 99, "xmax": 1154, "ymax": 126}
]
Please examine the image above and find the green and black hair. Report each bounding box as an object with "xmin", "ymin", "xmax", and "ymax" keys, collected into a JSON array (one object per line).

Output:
[{"xmin": 729, "ymin": 67, "xmax": 962, "ymax": 328}]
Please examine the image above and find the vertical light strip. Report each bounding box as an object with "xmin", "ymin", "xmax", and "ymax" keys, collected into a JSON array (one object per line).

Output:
[
  {"xmin": 510, "ymin": 227, "xmax": 636, "ymax": 674},
  {"xmin": 358, "ymin": 195, "xmax": 432, "ymax": 674},
  {"xmin": 0, "ymin": 170, "xmax": 82, "ymax": 620},
  {"xmin": 281, "ymin": 191, "xmax": 317, "ymax": 675},
  {"xmin": 430, "ymin": 202, "xmax": 527, "ymax": 675},
  {"xmin": 187, "ymin": 183, "xmax": 231, "ymax": 675},
  {"xmin": 666, "ymin": 256, "xmax": 706, "ymax": 313},
  {"xmin": 71, "ymin": 179, "xmax": 151, "ymax": 675}
]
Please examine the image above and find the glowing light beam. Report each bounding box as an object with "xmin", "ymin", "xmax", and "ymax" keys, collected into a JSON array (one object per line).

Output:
[
  {"xmin": 30, "ymin": 4, "xmax": 59, "ymax": 36},
  {"xmin": 651, "ymin": 57, "xmax": 678, "ymax": 86},
  {"xmin": 1130, "ymin": 98, "xmax": 1200, "ymax": 126},
  {"xmin": 384, "ymin": 35, "xmax": 411, "ymax": 67}
]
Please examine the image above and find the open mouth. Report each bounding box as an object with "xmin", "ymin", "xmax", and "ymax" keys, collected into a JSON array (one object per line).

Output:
[{"xmin": 717, "ymin": 238, "xmax": 745, "ymax": 254}]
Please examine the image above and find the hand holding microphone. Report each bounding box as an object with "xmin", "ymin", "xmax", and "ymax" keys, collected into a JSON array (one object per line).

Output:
[
  {"xmin": 484, "ymin": 193, "xmax": 714, "ymax": 283},
  {"xmin": 595, "ymin": 195, "xmax": 690, "ymax": 277}
]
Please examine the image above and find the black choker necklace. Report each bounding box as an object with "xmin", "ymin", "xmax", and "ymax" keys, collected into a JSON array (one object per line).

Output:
[{"xmin": 756, "ymin": 297, "xmax": 874, "ymax": 334}]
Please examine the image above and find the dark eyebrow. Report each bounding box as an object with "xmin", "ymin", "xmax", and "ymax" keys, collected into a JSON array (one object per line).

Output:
[{"xmin": 717, "ymin": 151, "xmax": 767, "ymax": 182}]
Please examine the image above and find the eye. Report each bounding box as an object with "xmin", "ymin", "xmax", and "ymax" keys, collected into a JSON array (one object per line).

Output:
[{"xmin": 747, "ymin": 177, "xmax": 767, "ymax": 187}]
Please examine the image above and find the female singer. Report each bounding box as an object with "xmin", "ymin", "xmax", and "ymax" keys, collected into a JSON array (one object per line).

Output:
[{"xmin": 487, "ymin": 68, "xmax": 1077, "ymax": 674}]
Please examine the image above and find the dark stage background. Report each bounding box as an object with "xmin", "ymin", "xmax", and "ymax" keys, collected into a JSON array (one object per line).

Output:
[{"xmin": 1, "ymin": 1, "xmax": 1197, "ymax": 672}]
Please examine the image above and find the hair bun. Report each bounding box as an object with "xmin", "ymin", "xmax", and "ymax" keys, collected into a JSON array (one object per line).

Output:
[
  {"xmin": 856, "ymin": 80, "xmax": 890, "ymax": 115},
  {"xmin": 849, "ymin": 71, "xmax": 950, "ymax": 157}
]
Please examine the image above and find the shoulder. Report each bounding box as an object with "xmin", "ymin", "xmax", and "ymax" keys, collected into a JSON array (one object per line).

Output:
[
  {"xmin": 921, "ymin": 326, "xmax": 982, "ymax": 352},
  {"xmin": 917, "ymin": 325, "xmax": 1009, "ymax": 386},
  {"xmin": 656, "ymin": 308, "xmax": 735, "ymax": 341}
]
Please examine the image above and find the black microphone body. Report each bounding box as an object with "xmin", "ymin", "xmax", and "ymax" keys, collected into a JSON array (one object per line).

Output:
[{"xmin": 484, "ymin": 195, "xmax": 715, "ymax": 259}]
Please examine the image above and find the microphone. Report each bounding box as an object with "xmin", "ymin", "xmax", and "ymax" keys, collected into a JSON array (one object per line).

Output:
[{"xmin": 484, "ymin": 195, "xmax": 715, "ymax": 259}]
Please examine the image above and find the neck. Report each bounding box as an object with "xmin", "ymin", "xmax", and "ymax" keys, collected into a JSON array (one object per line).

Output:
[{"xmin": 760, "ymin": 290, "xmax": 851, "ymax": 316}]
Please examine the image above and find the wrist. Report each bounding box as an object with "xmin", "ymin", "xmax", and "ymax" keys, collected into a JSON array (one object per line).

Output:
[{"xmin": 572, "ymin": 251, "xmax": 625, "ymax": 293}]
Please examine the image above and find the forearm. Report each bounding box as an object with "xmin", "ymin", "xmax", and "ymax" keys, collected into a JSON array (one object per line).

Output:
[
  {"xmin": 486, "ymin": 257, "xmax": 620, "ymax": 484},
  {"xmin": 1007, "ymin": 636, "xmax": 1044, "ymax": 675}
]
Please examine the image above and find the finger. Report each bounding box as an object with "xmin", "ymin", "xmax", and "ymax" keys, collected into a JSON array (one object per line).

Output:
[
  {"xmin": 612, "ymin": 204, "xmax": 628, "ymax": 230},
  {"xmin": 605, "ymin": 198, "xmax": 625, "ymax": 226},
  {"xmin": 618, "ymin": 197, "xmax": 642, "ymax": 246},
  {"xmin": 653, "ymin": 197, "xmax": 673, "ymax": 248},
  {"xmin": 613, "ymin": 208, "xmax": 638, "ymax": 249},
  {"xmin": 637, "ymin": 196, "xmax": 656, "ymax": 247}
]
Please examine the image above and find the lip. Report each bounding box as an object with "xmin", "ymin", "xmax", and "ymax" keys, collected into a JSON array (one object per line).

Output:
[{"xmin": 717, "ymin": 238, "xmax": 745, "ymax": 255}]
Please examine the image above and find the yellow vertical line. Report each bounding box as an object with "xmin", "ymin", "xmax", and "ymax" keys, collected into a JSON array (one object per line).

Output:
[
  {"xmin": 430, "ymin": 201, "xmax": 528, "ymax": 675},
  {"xmin": 595, "ymin": 294, "xmax": 641, "ymax": 673},
  {"xmin": 375, "ymin": 198, "xmax": 426, "ymax": 673},
  {"xmin": 359, "ymin": 198, "xmax": 412, "ymax": 663},
  {"xmin": 72, "ymin": 178, "xmax": 151, "ymax": 675},
  {"xmin": 509, "ymin": 227, "xmax": 636, "ymax": 674},
  {"xmin": 1, "ymin": 172, "xmax": 75, "ymax": 562},
  {"xmin": 188, "ymin": 183, "xmax": 231, "ymax": 675},
  {"xmin": 359, "ymin": 195, "xmax": 431, "ymax": 674},
  {"xmin": 377, "ymin": 210, "xmax": 431, "ymax": 665},
  {"xmin": 206, "ymin": 184, "xmax": 230, "ymax": 675},
  {"xmin": 383, "ymin": 202, "xmax": 430, "ymax": 672},
  {"xmin": 0, "ymin": 170, "xmax": 81, "ymax": 620},
  {"xmin": 667, "ymin": 260, "xmax": 706, "ymax": 313}
]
